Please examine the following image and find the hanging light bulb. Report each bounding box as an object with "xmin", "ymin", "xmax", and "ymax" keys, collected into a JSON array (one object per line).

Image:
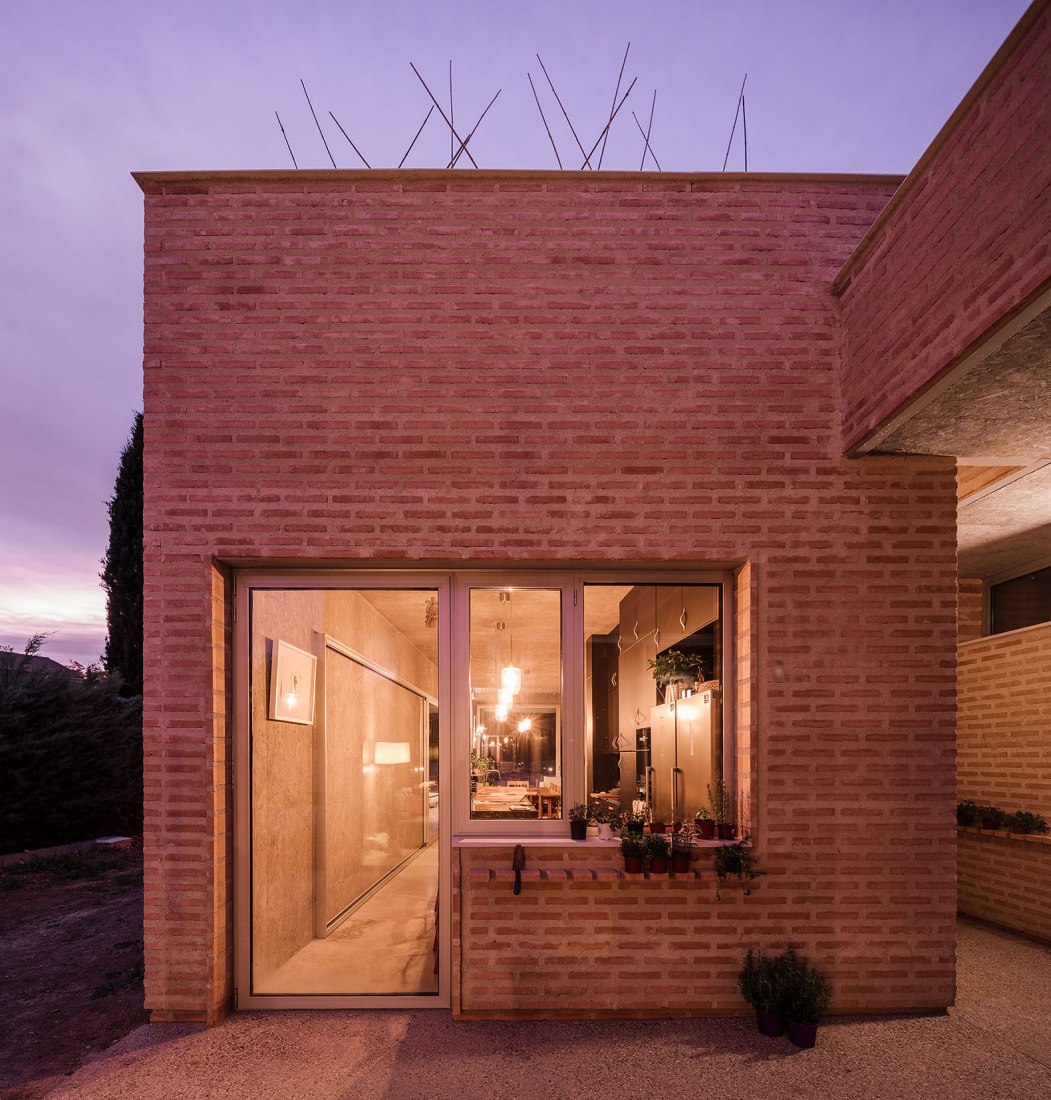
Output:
[
  {"xmin": 500, "ymin": 664, "xmax": 522, "ymax": 694},
  {"xmin": 497, "ymin": 686, "xmax": 514, "ymax": 708},
  {"xmin": 495, "ymin": 703, "xmax": 509, "ymax": 722},
  {"xmin": 517, "ymin": 717, "xmax": 532, "ymax": 733}
]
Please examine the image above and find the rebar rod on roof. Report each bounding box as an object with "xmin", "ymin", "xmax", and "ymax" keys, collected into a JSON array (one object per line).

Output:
[
  {"xmin": 410, "ymin": 62, "xmax": 479, "ymax": 169},
  {"xmin": 598, "ymin": 43, "xmax": 630, "ymax": 170},
  {"xmin": 275, "ymin": 110, "xmax": 298, "ymax": 169},
  {"xmin": 528, "ymin": 71, "xmax": 563, "ymax": 169},
  {"xmin": 722, "ymin": 73, "xmax": 747, "ymax": 171},
  {"xmin": 448, "ymin": 88, "xmax": 501, "ymax": 169},
  {"xmin": 328, "ymin": 111, "xmax": 371, "ymax": 169},
  {"xmin": 580, "ymin": 76, "xmax": 636, "ymax": 170},
  {"xmin": 536, "ymin": 54, "xmax": 592, "ymax": 169},
  {"xmin": 742, "ymin": 95, "xmax": 748, "ymax": 171},
  {"xmin": 301, "ymin": 79, "xmax": 337, "ymax": 168},
  {"xmin": 399, "ymin": 105, "xmax": 435, "ymax": 169}
]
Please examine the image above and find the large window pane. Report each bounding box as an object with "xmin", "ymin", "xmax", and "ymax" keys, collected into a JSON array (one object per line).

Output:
[
  {"xmin": 584, "ymin": 584, "xmax": 723, "ymax": 825},
  {"xmin": 469, "ymin": 588, "xmax": 562, "ymax": 820}
]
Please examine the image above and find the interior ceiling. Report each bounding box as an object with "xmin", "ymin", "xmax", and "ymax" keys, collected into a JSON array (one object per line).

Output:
[{"xmin": 869, "ymin": 304, "xmax": 1051, "ymax": 579}]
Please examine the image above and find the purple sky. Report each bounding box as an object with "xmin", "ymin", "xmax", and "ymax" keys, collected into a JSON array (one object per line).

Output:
[{"xmin": 0, "ymin": 0, "xmax": 1030, "ymax": 667}]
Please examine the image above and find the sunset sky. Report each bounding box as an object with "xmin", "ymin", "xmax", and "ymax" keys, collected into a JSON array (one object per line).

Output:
[{"xmin": 0, "ymin": 0, "xmax": 1030, "ymax": 667}]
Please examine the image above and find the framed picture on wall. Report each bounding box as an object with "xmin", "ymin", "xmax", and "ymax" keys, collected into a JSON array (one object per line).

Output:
[{"xmin": 269, "ymin": 639, "xmax": 317, "ymax": 724}]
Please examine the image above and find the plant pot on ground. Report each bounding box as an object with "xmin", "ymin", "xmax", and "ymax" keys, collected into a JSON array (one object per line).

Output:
[
  {"xmin": 569, "ymin": 803, "xmax": 589, "ymax": 841},
  {"xmin": 737, "ymin": 947, "xmax": 786, "ymax": 1036},
  {"xmin": 645, "ymin": 833, "xmax": 670, "ymax": 874},
  {"xmin": 780, "ymin": 947, "xmax": 832, "ymax": 1049},
  {"xmin": 621, "ymin": 834, "xmax": 646, "ymax": 874}
]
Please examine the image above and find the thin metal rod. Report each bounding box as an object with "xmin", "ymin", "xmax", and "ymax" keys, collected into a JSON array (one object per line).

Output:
[
  {"xmin": 301, "ymin": 79, "xmax": 337, "ymax": 168},
  {"xmin": 449, "ymin": 88, "xmax": 501, "ymax": 169},
  {"xmin": 409, "ymin": 62, "xmax": 479, "ymax": 169},
  {"xmin": 528, "ymin": 72, "xmax": 563, "ymax": 169},
  {"xmin": 399, "ymin": 105, "xmax": 434, "ymax": 169},
  {"xmin": 598, "ymin": 42, "xmax": 630, "ymax": 170},
  {"xmin": 742, "ymin": 95, "xmax": 748, "ymax": 172},
  {"xmin": 580, "ymin": 76, "xmax": 636, "ymax": 170},
  {"xmin": 722, "ymin": 73, "xmax": 747, "ymax": 172},
  {"xmin": 632, "ymin": 108, "xmax": 661, "ymax": 171},
  {"xmin": 449, "ymin": 60, "xmax": 454, "ymax": 166},
  {"xmin": 644, "ymin": 89, "xmax": 657, "ymax": 168},
  {"xmin": 536, "ymin": 54, "xmax": 592, "ymax": 169},
  {"xmin": 275, "ymin": 110, "xmax": 298, "ymax": 169},
  {"xmin": 328, "ymin": 111, "xmax": 371, "ymax": 168}
]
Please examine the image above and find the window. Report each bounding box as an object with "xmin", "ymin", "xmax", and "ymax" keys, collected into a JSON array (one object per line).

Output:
[{"xmin": 989, "ymin": 566, "xmax": 1051, "ymax": 635}]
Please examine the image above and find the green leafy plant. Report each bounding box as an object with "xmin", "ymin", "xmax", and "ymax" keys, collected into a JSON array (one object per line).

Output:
[
  {"xmin": 713, "ymin": 835, "xmax": 763, "ymax": 899},
  {"xmin": 647, "ymin": 649, "xmax": 705, "ymax": 689},
  {"xmin": 470, "ymin": 754, "xmax": 495, "ymax": 786},
  {"xmin": 737, "ymin": 947, "xmax": 786, "ymax": 1015},
  {"xmin": 977, "ymin": 805, "xmax": 1009, "ymax": 828},
  {"xmin": 706, "ymin": 778, "xmax": 732, "ymax": 825},
  {"xmin": 568, "ymin": 802, "xmax": 590, "ymax": 823},
  {"xmin": 1010, "ymin": 810, "xmax": 1048, "ymax": 835},
  {"xmin": 644, "ymin": 834, "xmax": 670, "ymax": 861},
  {"xmin": 671, "ymin": 829, "xmax": 694, "ymax": 857},
  {"xmin": 694, "ymin": 804, "xmax": 713, "ymax": 822},
  {"xmin": 956, "ymin": 800, "xmax": 979, "ymax": 826},
  {"xmin": 620, "ymin": 835, "xmax": 646, "ymax": 859},
  {"xmin": 780, "ymin": 949, "xmax": 832, "ymax": 1026}
]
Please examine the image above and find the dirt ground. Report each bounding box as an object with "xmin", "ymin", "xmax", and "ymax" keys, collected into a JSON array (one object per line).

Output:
[{"xmin": 0, "ymin": 844, "xmax": 147, "ymax": 1099}]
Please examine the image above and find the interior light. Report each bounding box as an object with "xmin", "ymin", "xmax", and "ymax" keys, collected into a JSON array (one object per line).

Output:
[
  {"xmin": 517, "ymin": 718, "xmax": 532, "ymax": 733},
  {"xmin": 501, "ymin": 665, "xmax": 522, "ymax": 694},
  {"xmin": 476, "ymin": 723, "xmax": 487, "ymax": 735},
  {"xmin": 374, "ymin": 741, "xmax": 411, "ymax": 765},
  {"xmin": 497, "ymin": 687, "xmax": 514, "ymax": 708},
  {"xmin": 495, "ymin": 704, "xmax": 509, "ymax": 722}
]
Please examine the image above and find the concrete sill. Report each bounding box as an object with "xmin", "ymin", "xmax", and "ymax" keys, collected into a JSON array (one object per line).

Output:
[{"xmin": 467, "ymin": 865, "xmax": 720, "ymax": 883}]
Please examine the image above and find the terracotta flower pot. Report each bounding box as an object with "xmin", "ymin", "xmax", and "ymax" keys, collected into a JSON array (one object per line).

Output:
[
  {"xmin": 756, "ymin": 1011, "xmax": 784, "ymax": 1037},
  {"xmin": 649, "ymin": 856, "xmax": 669, "ymax": 874},
  {"xmin": 981, "ymin": 819, "xmax": 1000, "ymax": 831},
  {"xmin": 717, "ymin": 823, "xmax": 734, "ymax": 840},
  {"xmin": 696, "ymin": 820, "xmax": 716, "ymax": 839},
  {"xmin": 650, "ymin": 821, "xmax": 667, "ymax": 835},
  {"xmin": 623, "ymin": 856, "xmax": 643, "ymax": 874},
  {"xmin": 786, "ymin": 1018, "xmax": 818, "ymax": 1048},
  {"xmin": 672, "ymin": 854, "xmax": 691, "ymax": 873},
  {"xmin": 1011, "ymin": 823, "xmax": 1029, "ymax": 835}
]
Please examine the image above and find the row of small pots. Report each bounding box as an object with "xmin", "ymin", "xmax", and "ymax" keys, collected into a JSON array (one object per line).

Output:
[
  {"xmin": 622, "ymin": 854, "xmax": 693, "ymax": 874},
  {"xmin": 757, "ymin": 1011, "xmax": 818, "ymax": 1049}
]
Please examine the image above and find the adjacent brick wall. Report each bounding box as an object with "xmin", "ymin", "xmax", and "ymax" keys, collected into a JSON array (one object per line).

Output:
[
  {"xmin": 957, "ymin": 831, "xmax": 1051, "ymax": 943},
  {"xmin": 836, "ymin": 1, "xmax": 1051, "ymax": 452},
  {"xmin": 957, "ymin": 578, "xmax": 984, "ymax": 643},
  {"xmin": 139, "ymin": 172, "xmax": 958, "ymax": 1020}
]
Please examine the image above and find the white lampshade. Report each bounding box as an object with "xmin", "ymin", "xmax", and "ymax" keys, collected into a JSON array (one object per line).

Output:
[
  {"xmin": 500, "ymin": 665, "xmax": 522, "ymax": 694},
  {"xmin": 495, "ymin": 704, "xmax": 509, "ymax": 722},
  {"xmin": 374, "ymin": 741, "xmax": 411, "ymax": 765},
  {"xmin": 497, "ymin": 687, "xmax": 514, "ymax": 708}
]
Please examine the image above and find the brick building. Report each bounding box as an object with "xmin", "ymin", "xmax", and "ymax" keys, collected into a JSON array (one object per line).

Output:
[{"xmin": 136, "ymin": 1, "xmax": 1049, "ymax": 1022}]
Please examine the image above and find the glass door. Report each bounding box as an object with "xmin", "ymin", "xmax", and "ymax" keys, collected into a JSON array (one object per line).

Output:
[{"xmin": 236, "ymin": 580, "xmax": 448, "ymax": 1007}]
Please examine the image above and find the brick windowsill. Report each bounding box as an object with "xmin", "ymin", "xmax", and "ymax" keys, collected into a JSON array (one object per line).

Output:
[
  {"xmin": 957, "ymin": 825, "xmax": 1051, "ymax": 847},
  {"xmin": 467, "ymin": 865, "xmax": 722, "ymax": 883},
  {"xmin": 453, "ymin": 836, "xmax": 743, "ymax": 848}
]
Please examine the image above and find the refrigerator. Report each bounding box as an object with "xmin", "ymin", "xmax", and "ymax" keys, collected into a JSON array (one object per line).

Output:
[{"xmin": 647, "ymin": 687, "xmax": 718, "ymax": 823}]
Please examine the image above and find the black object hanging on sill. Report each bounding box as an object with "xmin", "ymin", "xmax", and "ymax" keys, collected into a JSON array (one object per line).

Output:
[{"xmin": 512, "ymin": 844, "xmax": 526, "ymax": 895}]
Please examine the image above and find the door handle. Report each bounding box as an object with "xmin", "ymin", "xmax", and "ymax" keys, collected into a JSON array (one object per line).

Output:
[{"xmin": 672, "ymin": 767, "xmax": 683, "ymax": 822}]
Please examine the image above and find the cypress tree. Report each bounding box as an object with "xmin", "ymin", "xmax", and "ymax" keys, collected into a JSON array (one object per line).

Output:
[{"xmin": 101, "ymin": 412, "xmax": 143, "ymax": 696}]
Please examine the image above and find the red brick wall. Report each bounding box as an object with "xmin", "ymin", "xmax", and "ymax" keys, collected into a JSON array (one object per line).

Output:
[
  {"xmin": 957, "ymin": 831, "xmax": 1051, "ymax": 943},
  {"xmin": 958, "ymin": 623, "xmax": 1051, "ymax": 819},
  {"xmin": 836, "ymin": 2, "xmax": 1051, "ymax": 451},
  {"xmin": 139, "ymin": 172, "xmax": 958, "ymax": 1020},
  {"xmin": 957, "ymin": 579, "xmax": 984, "ymax": 643}
]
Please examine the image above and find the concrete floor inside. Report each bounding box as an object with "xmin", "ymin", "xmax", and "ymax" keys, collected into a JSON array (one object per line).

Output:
[{"xmin": 255, "ymin": 841, "xmax": 439, "ymax": 996}]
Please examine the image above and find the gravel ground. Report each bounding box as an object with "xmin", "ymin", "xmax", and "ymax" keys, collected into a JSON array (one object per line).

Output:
[{"xmin": 48, "ymin": 917, "xmax": 1051, "ymax": 1100}]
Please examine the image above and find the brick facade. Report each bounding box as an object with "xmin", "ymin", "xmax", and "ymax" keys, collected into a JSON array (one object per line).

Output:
[
  {"xmin": 836, "ymin": 0, "xmax": 1051, "ymax": 452},
  {"xmin": 138, "ymin": 171, "xmax": 964, "ymax": 1021}
]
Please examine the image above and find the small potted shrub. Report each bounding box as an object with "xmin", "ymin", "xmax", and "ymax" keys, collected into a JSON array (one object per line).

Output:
[
  {"xmin": 1010, "ymin": 810, "xmax": 1049, "ymax": 835},
  {"xmin": 737, "ymin": 947, "xmax": 786, "ymax": 1036},
  {"xmin": 694, "ymin": 805, "xmax": 716, "ymax": 840},
  {"xmin": 649, "ymin": 817, "xmax": 668, "ymax": 835},
  {"xmin": 671, "ymin": 829, "xmax": 693, "ymax": 873},
  {"xmin": 645, "ymin": 833, "xmax": 671, "ymax": 874},
  {"xmin": 781, "ymin": 949, "xmax": 832, "ymax": 1049},
  {"xmin": 569, "ymin": 803, "xmax": 589, "ymax": 841},
  {"xmin": 621, "ymin": 834, "xmax": 646, "ymax": 874},
  {"xmin": 707, "ymin": 779, "xmax": 734, "ymax": 840},
  {"xmin": 648, "ymin": 648, "xmax": 705, "ymax": 700},
  {"xmin": 595, "ymin": 809, "xmax": 624, "ymax": 840},
  {"xmin": 713, "ymin": 835, "xmax": 763, "ymax": 900},
  {"xmin": 979, "ymin": 805, "xmax": 1007, "ymax": 831},
  {"xmin": 625, "ymin": 811, "xmax": 646, "ymax": 836},
  {"xmin": 955, "ymin": 800, "xmax": 979, "ymax": 826}
]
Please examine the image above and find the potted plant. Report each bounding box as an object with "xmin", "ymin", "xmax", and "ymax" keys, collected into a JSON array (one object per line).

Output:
[
  {"xmin": 599, "ymin": 810, "xmax": 624, "ymax": 840},
  {"xmin": 647, "ymin": 649, "xmax": 705, "ymax": 700},
  {"xmin": 781, "ymin": 949, "xmax": 832, "ymax": 1049},
  {"xmin": 649, "ymin": 817, "xmax": 668, "ymax": 835},
  {"xmin": 621, "ymin": 834, "xmax": 646, "ymax": 873},
  {"xmin": 1009, "ymin": 810, "xmax": 1049, "ymax": 835},
  {"xmin": 713, "ymin": 835, "xmax": 763, "ymax": 900},
  {"xmin": 625, "ymin": 810, "xmax": 646, "ymax": 836},
  {"xmin": 737, "ymin": 947, "xmax": 786, "ymax": 1036},
  {"xmin": 978, "ymin": 805, "xmax": 1007, "ymax": 831},
  {"xmin": 694, "ymin": 805, "xmax": 716, "ymax": 840},
  {"xmin": 707, "ymin": 778, "xmax": 734, "ymax": 839},
  {"xmin": 569, "ymin": 803, "xmax": 589, "ymax": 841},
  {"xmin": 956, "ymin": 800, "xmax": 979, "ymax": 827},
  {"xmin": 645, "ymin": 833, "xmax": 670, "ymax": 874},
  {"xmin": 671, "ymin": 829, "xmax": 693, "ymax": 874}
]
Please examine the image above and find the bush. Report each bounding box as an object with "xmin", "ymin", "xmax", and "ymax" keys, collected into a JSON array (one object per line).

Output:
[
  {"xmin": 0, "ymin": 647, "xmax": 142, "ymax": 853},
  {"xmin": 780, "ymin": 946, "xmax": 832, "ymax": 1025},
  {"xmin": 737, "ymin": 947, "xmax": 785, "ymax": 1015}
]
